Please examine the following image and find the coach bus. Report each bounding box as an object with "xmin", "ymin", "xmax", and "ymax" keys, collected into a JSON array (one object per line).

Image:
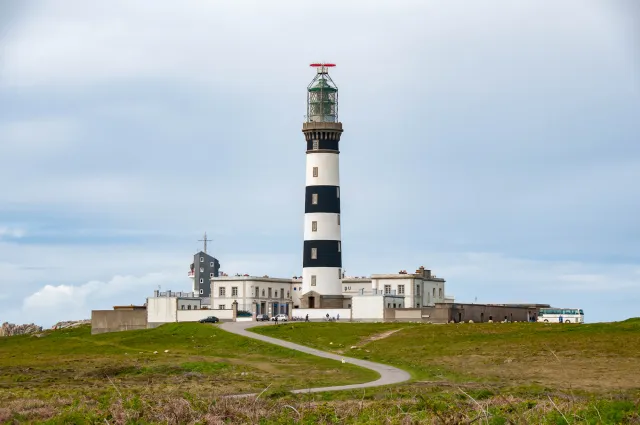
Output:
[{"xmin": 537, "ymin": 308, "xmax": 584, "ymax": 323}]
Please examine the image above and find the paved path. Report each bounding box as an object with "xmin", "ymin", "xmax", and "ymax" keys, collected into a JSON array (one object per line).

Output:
[{"xmin": 219, "ymin": 321, "xmax": 411, "ymax": 397}]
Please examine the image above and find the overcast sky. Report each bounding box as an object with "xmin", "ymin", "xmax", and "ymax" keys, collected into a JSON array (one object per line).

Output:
[{"xmin": 1, "ymin": 0, "xmax": 638, "ymax": 326}]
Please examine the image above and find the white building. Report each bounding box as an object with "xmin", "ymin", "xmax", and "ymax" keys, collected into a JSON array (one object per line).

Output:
[
  {"xmin": 146, "ymin": 290, "xmax": 234, "ymax": 327},
  {"xmin": 371, "ymin": 266, "xmax": 446, "ymax": 308},
  {"xmin": 205, "ymin": 266, "xmax": 451, "ymax": 317},
  {"xmin": 211, "ymin": 275, "xmax": 295, "ymax": 316}
]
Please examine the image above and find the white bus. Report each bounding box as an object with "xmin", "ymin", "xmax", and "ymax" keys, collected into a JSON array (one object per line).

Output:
[{"xmin": 537, "ymin": 308, "xmax": 584, "ymax": 324}]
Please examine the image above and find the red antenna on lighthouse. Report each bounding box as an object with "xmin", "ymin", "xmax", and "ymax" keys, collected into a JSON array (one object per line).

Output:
[{"xmin": 310, "ymin": 62, "xmax": 336, "ymax": 74}]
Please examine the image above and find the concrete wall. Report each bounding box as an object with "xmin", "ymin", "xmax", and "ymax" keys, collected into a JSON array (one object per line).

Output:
[
  {"xmin": 147, "ymin": 297, "xmax": 177, "ymax": 325},
  {"xmin": 418, "ymin": 304, "xmax": 537, "ymax": 323},
  {"xmin": 388, "ymin": 308, "xmax": 421, "ymax": 320},
  {"xmin": 294, "ymin": 308, "xmax": 351, "ymax": 320},
  {"xmin": 351, "ymin": 295, "xmax": 383, "ymax": 320},
  {"xmin": 91, "ymin": 310, "xmax": 147, "ymax": 335},
  {"xmin": 177, "ymin": 309, "xmax": 234, "ymax": 322},
  {"xmin": 177, "ymin": 298, "xmax": 202, "ymax": 310}
]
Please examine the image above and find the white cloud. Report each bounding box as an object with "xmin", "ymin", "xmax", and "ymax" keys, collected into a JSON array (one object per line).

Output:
[
  {"xmin": 0, "ymin": 118, "xmax": 79, "ymax": 156},
  {"xmin": 0, "ymin": 226, "xmax": 25, "ymax": 239},
  {"xmin": 1, "ymin": 0, "xmax": 634, "ymax": 91}
]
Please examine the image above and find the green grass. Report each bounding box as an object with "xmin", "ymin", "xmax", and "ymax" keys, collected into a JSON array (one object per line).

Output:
[
  {"xmin": 253, "ymin": 319, "xmax": 640, "ymax": 393},
  {"xmin": 0, "ymin": 322, "xmax": 377, "ymax": 422},
  {"xmin": 2, "ymin": 320, "xmax": 639, "ymax": 423}
]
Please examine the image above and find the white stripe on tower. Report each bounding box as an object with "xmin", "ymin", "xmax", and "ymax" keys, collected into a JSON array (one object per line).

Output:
[{"xmin": 301, "ymin": 63, "xmax": 343, "ymax": 299}]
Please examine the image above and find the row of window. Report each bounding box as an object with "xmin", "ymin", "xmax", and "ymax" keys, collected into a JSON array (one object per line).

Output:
[
  {"xmin": 311, "ymin": 188, "xmax": 339, "ymax": 204},
  {"xmin": 310, "ymin": 244, "xmax": 340, "ymax": 259},
  {"xmin": 311, "ymin": 216, "xmax": 340, "ymax": 232},
  {"xmin": 216, "ymin": 287, "xmax": 292, "ymax": 299},
  {"xmin": 199, "ymin": 258, "xmax": 216, "ymax": 267},
  {"xmin": 383, "ymin": 284, "xmax": 443, "ymax": 298}
]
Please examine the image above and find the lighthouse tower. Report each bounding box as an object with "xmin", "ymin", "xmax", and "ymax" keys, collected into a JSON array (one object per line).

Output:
[{"xmin": 302, "ymin": 63, "xmax": 343, "ymax": 300}]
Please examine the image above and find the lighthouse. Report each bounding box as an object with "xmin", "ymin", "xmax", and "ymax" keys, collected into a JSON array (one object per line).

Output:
[{"xmin": 301, "ymin": 63, "xmax": 343, "ymax": 302}]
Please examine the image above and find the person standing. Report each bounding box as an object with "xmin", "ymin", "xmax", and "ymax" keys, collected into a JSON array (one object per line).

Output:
[{"xmin": 305, "ymin": 314, "xmax": 309, "ymax": 322}]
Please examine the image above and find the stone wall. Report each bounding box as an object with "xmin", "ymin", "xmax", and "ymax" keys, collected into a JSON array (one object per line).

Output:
[{"xmin": 91, "ymin": 310, "xmax": 148, "ymax": 335}]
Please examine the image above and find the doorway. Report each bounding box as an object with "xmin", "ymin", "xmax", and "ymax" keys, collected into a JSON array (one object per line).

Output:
[
  {"xmin": 309, "ymin": 296, "xmax": 315, "ymax": 308},
  {"xmin": 481, "ymin": 312, "xmax": 484, "ymax": 323}
]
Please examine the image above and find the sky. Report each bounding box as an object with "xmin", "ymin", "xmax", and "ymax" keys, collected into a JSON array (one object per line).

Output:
[{"xmin": 0, "ymin": 0, "xmax": 638, "ymax": 326}]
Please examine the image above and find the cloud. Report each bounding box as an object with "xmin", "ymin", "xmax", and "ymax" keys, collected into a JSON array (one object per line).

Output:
[
  {"xmin": 0, "ymin": 1, "xmax": 638, "ymax": 326},
  {"xmin": 0, "ymin": 226, "xmax": 25, "ymax": 239}
]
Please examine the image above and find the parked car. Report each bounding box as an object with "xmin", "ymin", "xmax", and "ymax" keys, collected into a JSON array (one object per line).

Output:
[
  {"xmin": 271, "ymin": 314, "xmax": 288, "ymax": 322},
  {"xmin": 199, "ymin": 316, "xmax": 219, "ymax": 323},
  {"xmin": 256, "ymin": 314, "xmax": 270, "ymax": 322}
]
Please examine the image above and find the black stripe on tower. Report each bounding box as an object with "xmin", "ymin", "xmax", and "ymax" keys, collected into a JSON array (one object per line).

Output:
[
  {"xmin": 306, "ymin": 139, "xmax": 339, "ymax": 152},
  {"xmin": 305, "ymin": 185, "xmax": 340, "ymax": 214},
  {"xmin": 303, "ymin": 240, "xmax": 342, "ymax": 268}
]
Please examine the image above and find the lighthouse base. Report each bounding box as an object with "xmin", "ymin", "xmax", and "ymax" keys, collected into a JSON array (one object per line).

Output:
[{"xmin": 299, "ymin": 291, "xmax": 350, "ymax": 309}]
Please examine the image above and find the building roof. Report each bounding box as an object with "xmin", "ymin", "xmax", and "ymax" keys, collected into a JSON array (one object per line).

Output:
[{"xmin": 212, "ymin": 275, "xmax": 295, "ymax": 284}]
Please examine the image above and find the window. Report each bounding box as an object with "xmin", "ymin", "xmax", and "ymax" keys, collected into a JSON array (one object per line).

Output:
[
  {"xmin": 199, "ymin": 289, "xmax": 203, "ymax": 294},
  {"xmin": 274, "ymin": 290, "xmax": 278, "ymax": 298},
  {"xmin": 311, "ymin": 248, "xmax": 317, "ymax": 259},
  {"xmin": 210, "ymin": 261, "xmax": 214, "ymax": 267},
  {"xmin": 262, "ymin": 289, "xmax": 265, "ymax": 297},
  {"xmin": 311, "ymin": 275, "xmax": 317, "ymax": 286},
  {"xmin": 219, "ymin": 287, "xmax": 226, "ymax": 297},
  {"xmin": 337, "ymin": 242, "xmax": 341, "ymax": 252},
  {"xmin": 439, "ymin": 288, "xmax": 443, "ymax": 298},
  {"xmin": 268, "ymin": 288, "xmax": 272, "ymax": 298},
  {"xmin": 338, "ymin": 268, "xmax": 341, "ymax": 279},
  {"xmin": 210, "ymin": 272, "xmax": 214, "ymax": 278},
  {"xmin": 384, "ymin": 285, "xmax": 391, "ymax": 294},
  {"xmin": 312, "ymin": 193, "xmax": 318, "ymax": 204},
  {"xmin": 336, "ymin": 187, "xmax": 340, "ymax": 198},
  {"xmin": 312, "ymin": 221, "xmax": 317, "ymax": 232},
  {"xmin": 433, "ymin": 288, "xmax": 436, "ymax": 297},
  {"xmin": 255, "ymin": 287, "xmax": 260, "ymax": 297},
  {"xmin": 181, "ymin": 305, "xmax": 185, "ymax": 310},
  {"xmin": 398, "ymin": 284, "xmax": 405, "ymax": 295},
  {"xmin": 312, "ymin": 140, "xmax": 319, "ymax": 150},
  {"xmin": 219, "ymin": 305, "xmax": 225, "ymax": 310},
  {"xmin": 232, "ymin": 287, "xmax": 238, "ymax": 296},
  {"xmin": 416, "ymin": 285, "xmax": 420, "ymax": 296},
  {"xmin": 393, "ymin": 303, "xmax": 396, "ymax": 308},
  {"xmin": 287, "ymin": 291, "xmax": 290, "ymax": 298},
  {"xmin": 387, "ymin": 303, "xmax": 391, "ymax": 308},
  {"xmin": 199, "ymin": 278, "xmax": 204, "ymax": 284},
  {"xmin": 188, "ymin": 305, "xmax": 192, "ymax": 310},
  {"xmin": 200, "ymin": 267, "xmax": 204, "ymax": 273},
  {"xmin": 200, "ymin": 257, "xmax": 204, "ymax": 262},
  {"xmin": 312, "ymin": 167, "xmax": 318, "ymax": 177},
  {"xmin": 337, "ymin": 214, "xmax": 340, "ymax": 225}
]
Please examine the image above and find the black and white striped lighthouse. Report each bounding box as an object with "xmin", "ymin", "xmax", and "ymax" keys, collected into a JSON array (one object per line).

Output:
[{"xmin": 302, "ymin": 63, "xmax": 343, "ymax": 297}]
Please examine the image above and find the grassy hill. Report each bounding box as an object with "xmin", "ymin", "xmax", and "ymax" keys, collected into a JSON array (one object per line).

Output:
[
  {"xmin": 0, "ymin": 323, "xmax": 376, "ymax": 423},
  {"xmin": 1, "ymin": 320, "xmax": 639, "ymax": 424},
  {"xmin": 253, "ymin": 319, "xmax": 640, "ymax": 423},
  {"xmin": 254, "ymin": 318, "xmax": 640, "ymax": 392}
]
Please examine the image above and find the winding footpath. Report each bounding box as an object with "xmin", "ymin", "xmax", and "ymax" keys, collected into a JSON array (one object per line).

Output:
[{"xmin": 219, "ymin": 321, "xmax": 411, "ymax": 397}]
